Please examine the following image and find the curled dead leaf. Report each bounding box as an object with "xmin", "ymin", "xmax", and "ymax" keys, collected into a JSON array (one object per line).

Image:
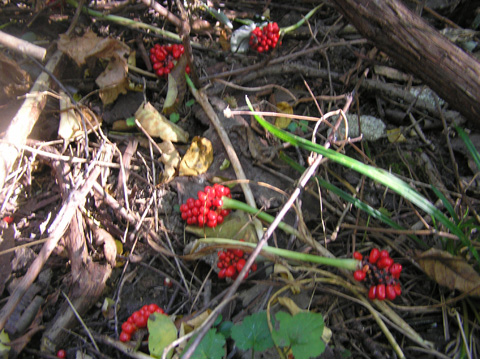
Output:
[
  {"xmin": 135, "ymin": 102, "xmax": 189, "ymax": 142},
  {"xmin": 416, "ymin": 248, "xmax": 480, "ymax": 297},
  {"xmin": 158, "ymin": 140, "xmax": 180, "ymax": 183},
  {"xmin": 178, "ymin": 136, "xmax": 213, "ymax": 176}
]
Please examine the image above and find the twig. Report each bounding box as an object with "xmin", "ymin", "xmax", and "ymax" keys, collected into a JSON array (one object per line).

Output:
[
  {"xmin": 0, "ymin": 30, "xmax": 46, "ymax": 60},
  {"xmin": 0, "ymin": 151, "xmax": 107, "ymax": 329}
]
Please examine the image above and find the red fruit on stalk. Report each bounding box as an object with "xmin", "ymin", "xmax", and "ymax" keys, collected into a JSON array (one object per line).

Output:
[
  {"xmin": 121, "ymin": 322, "xmax": 136, "ymax": 335},
  {"xmin": 368, "ymin": 286, "xmax": 376, "ymax": 300},
  {"xmin": 353, "ymin": 270, "xmax": 366, "ymax": 281},
  {"xmin": 377, "ymin": 257, "xmax": 394, "ymax": 269},
  {"xmin": 353, "ymin": 251, "xmax": 363, "ymax": 261},
  {"xmin": 390, "ymin": 263, "xmax": 402, "ymax": 279},
  {"xmin": 225, "ymin": 265, "xmax": 236, "ymax": 278},
  {"xmin": 56, "ymin": 349, "xmax": 66, "ymax": 359},
  {"xmin": 376, "ymin": 284, "xmax": 386, "ymax": 300},
  {"xmin": 150, "ymin": 43, "xmax": 188, "ymax": 78},
  {"xmin": 180, "ymin": 184, "xmax": 231, "ymax": 228},
  {"xmin": 369, "ymin": 248, "xmax": 380, "ymax": 264},
  {"xmin": 119, "ymin": 331, "xmax": 131, "ymax": 342},
  {"xmin": 386, "ymin": 284, "xmax": 397, "ymax": 300},
  {"xmin": 249, "ymin": 22, "xmax": 281, "ymax": 53}
]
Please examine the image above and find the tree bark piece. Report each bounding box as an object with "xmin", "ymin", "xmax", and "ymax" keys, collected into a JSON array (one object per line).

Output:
[{"xmin": 330, "ymin": 0, "xmax": 480, "ymax": 128}]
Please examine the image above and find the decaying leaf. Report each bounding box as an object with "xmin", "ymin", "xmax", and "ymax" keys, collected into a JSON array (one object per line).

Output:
[
  {"xmin": 135, "ymin": 102, "xmax": 189, "ymax": 143},
  {"xmin": 274, "ymin": 102, "xmax": 293, "ymax": 129},
  {"xmin": 58, "ymin": 29, "xmax": 130, "ymax": 67},
  {"xmin": 58, "ymin": 29, "xmax": 130, "ymax": 105},
  {"xmin": 179, "ymin": 136, "xmax": 213, "ymax": 176},
  {"xmin": 163, "ymin": 55, "xmax": 187, "ymax": 115},
  {"xmin": 158, "ymin": 140, "xmax": 180, "ymax": 183},
  {"xmin": 96, "ymin": 55, "xmax": 129, "ymax": 105},
  {"xmin": 93, "ymin": 226, "xmax": 117, "ymax": 268},
  {"xmin": 416, "ymin": 248, "xmax": 480, "ymax": 297},
  {"xmin": 0, "ymin": 52, "xmax": 31, "ymax": 104}
]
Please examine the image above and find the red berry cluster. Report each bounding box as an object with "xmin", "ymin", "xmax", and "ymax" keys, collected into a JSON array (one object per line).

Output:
[
  {"xmin": 353, "ymin": 248, "xmax": 402, "ymax": 301},
  {"xmin": 119, "ymin": 304, "xmax": 165, "ymax": 342},
  {"xmin": 217, "ymin": 244, "xmax": 257, "ymax": 279},
  {"xmin": 249, "ymin": 22, "xmax": 280, "ymax": 53},
  {"xmin": 180, "ymin": 184, "xmax": 231, "ymax": 228},
  {"xmin": 149, "ymin": 43, "xmax": 191, "ymax": 77}
]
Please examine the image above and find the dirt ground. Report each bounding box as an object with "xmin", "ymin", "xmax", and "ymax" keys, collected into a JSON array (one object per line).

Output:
[{"xmin": 0, "ymin": 1, "xmax": 479, "ymax": 358}]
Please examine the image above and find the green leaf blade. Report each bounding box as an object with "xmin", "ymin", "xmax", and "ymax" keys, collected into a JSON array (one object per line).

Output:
[
  {"xmin": 183, "ymin": 329, "xmax": 225, "ymax": 359},
  {"xmin": 231, "ymin": 311, "xmax": 274, "ymax": 352},
  {"xmin": 148, "ymin": 312, "xmax": 177, "ymax": 359}
]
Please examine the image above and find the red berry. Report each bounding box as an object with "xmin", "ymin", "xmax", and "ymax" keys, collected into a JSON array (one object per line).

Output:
[
  {"xmin": 393, "ymin": 283, "xmax": 402, "ymax": 296},
  {"xmin": 353, "ymin": 251, "xmax": 363, "ymax": 260},
  {"xmin": 236, "ymin": 258, "xmax": 246, "ymax": 272},
  {"xmin": 218, "ymin": 268, "xmax": 227, "ymax": 279},
  {"xmin": 225, "ymin": 265, "xmax": 236, "ymax": 278},
  {"xmin": 3, "ymin": 216, "xmax": 13, "ymax": 224},
  {"xmin": 148, "ymin": 304, "xmax": 160, "ymax": 313},
  {"xmin": 376, "ymin": 284, "xmax": 386, "ymax": 300},
  {"xmin": 353, "ymin": 270, "xmax": 366, "ymax": 281},
  {"xmin": 132, "ymin": 311, "xmax": 148, "ymax": 328},
  {"xmin": 379, "ymin": 249, "xmax": 390, "ymax": 259},
  {"xmin": 390, "ymin": 263, "xmax": 402, "ymax": 279},
  {"xmin": 368, "ymin": 286, "xmax": 376, "ymax": 300},
  {"xmin": 57, "ymin": 349, "xmax": 66, "ymax": 359},
  {"xmin": 369, "ymin": 248, "xmax": 380, "ymax": 264},
  {"xmin": 121, "ymin": 322, "xmax": 136, "ymax": 335},
  {"xmin": 119, "ymin": 331, "xmax": 131, "ymax": 342},
  {"xmin": 232, "ymin": 249, "xmax": 244, "ymax": 258},
  {"xmin": 377, "ymin": 257, "xmax": 394, "ymax": 269},
  {"xmin": 386, "ymin": 284, "xmax": 397, "ymax": 300},
  {"xmin": 251, "ymin": 263, "xmax": 257, "ymax": 271}
]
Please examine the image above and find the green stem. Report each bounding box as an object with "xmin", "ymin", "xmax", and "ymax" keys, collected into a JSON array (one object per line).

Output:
[
  {"xmin": 200, "ymin": 238, "xmax": 360, "ymax": 271},
  {"xmin": 221, "ymin": 196, "xmax": 302, "ymax": 239},
  {"xmin": 280, "ymin": 4, "xmax": 323, "ymax": 35}
]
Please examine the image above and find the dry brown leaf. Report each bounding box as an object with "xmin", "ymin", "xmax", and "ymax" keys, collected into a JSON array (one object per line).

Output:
[
  {"xmin": 416, "ymin": 248, "xmax": 480, "ymax": 297},
  {"xmin": 58, "ymin": 30, "xmax": 130, "ymax": 105},
  {"xmin": 58, "ymin": 29, "xmax": 129, "ymax": 67}
]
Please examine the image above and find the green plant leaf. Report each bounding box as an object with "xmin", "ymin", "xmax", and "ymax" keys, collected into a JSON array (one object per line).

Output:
[
  {"xmin": 231, "ymin": 311, "xmax": 274, "ymax": 352},
  {"xmin": 170, "ymin": 112, "xmax": 180, "ymax": 123},
  {"xmin": 455, "ymin": 124, "xmax": 480, "ymax": 172},
  {"xmin": 272, "ymin": 311, "xmax": 325, "ymax": 359},
  {"xmin": 183, "ymin": 329, "xmax": 225, "ymax": 359},
  {"xmin": 246, "ymin": 96, "xmax": 479, "ymax": 265},
  {"xmin": 431, "ymin": 184, "xmax": 459, "ymax": 224},
  {"xmin": 148, "ymin": 312, "xmax": 177, "ymax": 359}
]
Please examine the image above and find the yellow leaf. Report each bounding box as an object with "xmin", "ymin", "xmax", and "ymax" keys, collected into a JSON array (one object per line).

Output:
[
  {"xmin": 417, "ymin": 248, "xmax": 480, "ymax": 297},
  {"xmin": 274, "ymin": 102, "xmax": 293, "ymax": 129},
  {"xmin": 387, "ymin": 128, "xmax": 406, "ymax": 143},
  {"xmin": 158, "ymin": 140, "xmax": 181, "ymax": 183},
  {"xmin": 179, "ymin": 136, "xmax": 213, "ymax": 176},
  {"xmin": 135, "ymin": 102, "xmax": 189, "ymax": 142}
]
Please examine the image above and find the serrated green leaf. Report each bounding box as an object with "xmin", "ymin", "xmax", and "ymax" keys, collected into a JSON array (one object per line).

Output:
[
  {"xmin": 148, "ymin": 312, "xmax": 177, "ymax": 359},
  {"xmin": 183, "ymin": 329, "xmax": 225, "ymax": 359},
  {"xmin": 272, "ymin": 311, "xmax": 325, "ymax": 359},
  {"xmin": 231, "ymin": 312, "xmax": 274, "ymax": 352}
]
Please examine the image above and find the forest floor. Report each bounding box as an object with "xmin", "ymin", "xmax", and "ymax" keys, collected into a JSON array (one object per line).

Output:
[{"xmin": 0, "ymin": 1, "xmax": 479, "ymax": 359}]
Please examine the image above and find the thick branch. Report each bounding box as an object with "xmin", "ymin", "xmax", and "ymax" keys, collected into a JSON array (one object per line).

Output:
[{"xmin": 330, "ymin": 0, "xmax": 480, "ymax": 128}]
